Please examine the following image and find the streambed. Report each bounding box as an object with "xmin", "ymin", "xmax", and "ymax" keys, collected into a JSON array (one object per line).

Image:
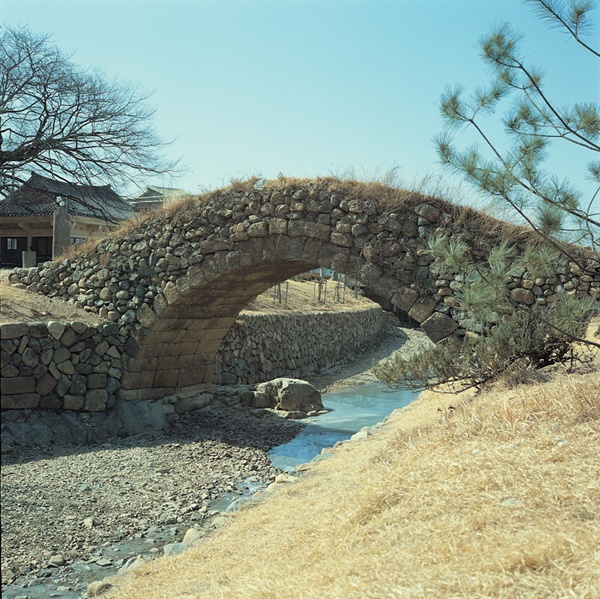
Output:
[{"xmin": 1, "ymin": 383, "xmax": 419, "ymax": 599}]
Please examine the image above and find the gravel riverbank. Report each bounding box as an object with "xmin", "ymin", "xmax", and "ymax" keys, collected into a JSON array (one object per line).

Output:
[
  {"xmin": 1, "ymin": 400, "xmax": 302, "ymax": 596},
  {"xmin": 1, "ymin": 324, "xmax": 431, "ymax": 598}
]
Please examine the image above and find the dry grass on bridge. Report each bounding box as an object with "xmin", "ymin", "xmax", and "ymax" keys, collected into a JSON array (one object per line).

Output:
[{"xmin": 109, "ymin": 325, "xmax": 600, "ymax": 599}]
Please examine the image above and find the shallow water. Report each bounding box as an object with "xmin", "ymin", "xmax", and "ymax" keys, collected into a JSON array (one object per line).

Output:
[{"xmin": 269, "ymin": 382, "xmax": 420, "ymax": 471}]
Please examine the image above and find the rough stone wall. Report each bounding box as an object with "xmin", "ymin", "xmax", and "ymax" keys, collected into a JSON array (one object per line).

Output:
[
  {"xmin": 1, "ymin": 306, "xmax": 387, "ymax": 410},
  {"xmin": 426, "ymin": 264, "xmax": 599, "ymax": 342},
  {"xmin": 215, "ymin": 307, "xmax": 388, "ymax": 385},
  {"xmin": 1, "ymin": 322, "xmax": 124, "ymax": 411}
]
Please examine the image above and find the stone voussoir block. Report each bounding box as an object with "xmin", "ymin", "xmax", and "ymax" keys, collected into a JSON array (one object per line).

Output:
[{"xmin": 120, "ymin": 370, "xmax": 157, "ymax": 389}]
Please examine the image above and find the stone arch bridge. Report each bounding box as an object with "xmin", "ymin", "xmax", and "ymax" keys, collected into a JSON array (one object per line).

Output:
[{"xmin": 7, "ymin": 178, "xmax": 599, "ymax": 403}]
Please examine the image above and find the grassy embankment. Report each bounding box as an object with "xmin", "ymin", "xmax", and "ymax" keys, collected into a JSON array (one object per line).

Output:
[{"xmin": 109, "ymin": 325, "xmax": 600, "ymax": 599}]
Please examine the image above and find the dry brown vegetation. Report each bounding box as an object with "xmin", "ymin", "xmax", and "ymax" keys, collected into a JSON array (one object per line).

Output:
[
  {"xmin": 108, "ymin": 324, "xmax": 600, "ymax": 599},
  {"xmin": 0, "ymin": 275, "xmax": 101, "ymax": 324}
]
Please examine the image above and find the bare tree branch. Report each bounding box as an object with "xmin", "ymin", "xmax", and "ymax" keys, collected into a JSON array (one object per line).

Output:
[{"xmin": 0, "ymin": 26, "xmax": 181, "ymax": 203}]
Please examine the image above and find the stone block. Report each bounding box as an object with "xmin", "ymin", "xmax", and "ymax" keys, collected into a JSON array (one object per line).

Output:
[
  {"xmin": 154, "ymin": 369, "xmax": 180, "ymax": 388},
  {"xmin": 69, "ymin": 373, "xmax": 87, "ymax": 395},
  {"xmin": 2, "ymin": 364, "xmax": 19, "ymax": 377},
  {"xmin": 124, "ymin": 336, "xmax": 141, "ymax": 357},
  {"xmin": 302, "ymin": 238, "xmax": 323, "ymax": 263},
  {"xmin": 1, "ymin": 323, "xmax": 29, "ymax": 339},
  {"xmin": 94, "ymin": 340, "xmax": 109, "ymax": 356},
  {"xmin": 84, "ymin": 389, "xmax": 108, "ymax": 411},
  {"xmin": 63, "ymin": 394, "xmax": 85, "ymax": 410},
  {"xmin": 269, "ymin": 218, "xmax": 288, "ymax": 235},
  {"xmin": 29, "ymin": 324, "xmax": 48, "ymax": 338},
  {"xmin": 415, "ymin": 203, "xmax": 440, "ymax": 222},
  {"xmin": 57, "ymin": 360, "xmax": 75, "ymax": 375},
  {"xmin": 175, "ymin": 353, "xmax": 204, "ymax": 369},
  {"xmin": 52, "ymin": 346, "xmax": 71, "ymax": 364},
  {"xmin": 511, "ymin": 288, "xmax": 535, "ymax": 305},
  {"xmin": 40, "ymin": 394, "xmax": 62, "ymax": 409},
  {"xmin": 59, "ymin": 327, "xmax": 80, "ymax": 348},
  {"xmin": 421, "ymin": 312, "xmax": 459, "ymax": 343},
  {"xmin": 162, "ymin": 282, "xmax": 180, "ymax": 307},
  {"xmin": 359, "ymin": 263, "xmax": 382, "ymax": 285},
  {"xmin": 71, "ymin": 321, "xmax": 88, "ymax": 334},
  {"xmin": 139, "ymin": 342, "xmax": 176, "ymax": 358},
  {"xmin": 145, "ymin": 329, "xmax": 185, "ymax": 344},
  {"xmin": 174, "ymin": 393, "xmax": 212, "ymax": 414},
  {"xmin": 106, "ymin": 377, "xmax": 121, "ymax": 394},
  {"xmin": 106, "ymin": 346, "xmax": 121, "ymax": 359},
  {"xmin": 118, "ymin": 387, "xmax": 175, "ymax": 401},
  {"xmin": 36, "ymin": 373, "xmax": 57, "ymax": 395},
  {"xmin": 87, "ymin": 373, "xmax": 108, "ymax": 389},
  {"xmin": 392, "ymin": 288, "xmax": 419, "ymax": 312},
  {"xmin": 247, "ymin": 221, "xmax": 268, "ymax": 237},
  {"xmin": 153, "ymin": 293, "xmax": 168, "ymax": 316},
  {"xmin": 409, "ymin": 297, "xmax": 438, "ymax": 323},
  {"xmin": 153, "ymin": 356, "xmax": 178, "ymax": 370},
  {"xmin": 178, "ymin": 365, "xmax": 212, "ymax": 387},
  {"xmin": 56, "ymin": 374, "xmax": 70, "ymax": 397},
  {"xmin": 2, "ymin": 376, "xmax": 35, "ymax": 394},
  {"xmin": 173, "ymin": 341, "xmax": 201, "ymax": 356},
  {"xmin": 148, "ymin": 317, "xmax": 182, "ymax": 333},
  {"xmin": 1, "ymin": 393, "xmax": 40, "ymax": 409},
  {"xmin": 124, "ymin": 356, "xmax": 158, "ymax": 371},
  {"xmin": 330, "ymin": 232, "xmax": 353, "ymax": 248},
  {"xmin": 120, "ymin": 370, "xmax": 156, "ymax": 389}
]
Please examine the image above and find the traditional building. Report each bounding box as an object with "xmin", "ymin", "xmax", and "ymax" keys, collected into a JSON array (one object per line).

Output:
[
  {"xmin": 0, "ymin": 173, "xmax": 133, "ymax": 268},
  {"xmin": 128, "ymin": 185, "xmax": 188, "ymax": 212}
]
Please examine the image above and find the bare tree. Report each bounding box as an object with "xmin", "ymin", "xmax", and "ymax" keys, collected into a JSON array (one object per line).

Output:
[{"xmin": 0, "ymin": 26, "xmax": 178, "ymax": 200}]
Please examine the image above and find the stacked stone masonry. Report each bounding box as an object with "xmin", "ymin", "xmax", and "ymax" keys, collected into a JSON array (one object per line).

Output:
[
  {"xmin": 4, "ymin": 178, "xmax": 599, "ymax": 403},
  {"xmin": 214, "ymin": 308, "xmax": 387, "ymax": 386},
  {"xmin": 1, "ymin": 321, "xmax": 124, "ymax": 411},
  {"xmin": 1, "ymin": 307, "xmax": 387, "ymax": 410}
]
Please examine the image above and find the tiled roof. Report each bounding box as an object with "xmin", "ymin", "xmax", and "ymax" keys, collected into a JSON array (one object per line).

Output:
[{"xmin": 0, "ymin": 174, "xmax": 133, "ymax": 221}]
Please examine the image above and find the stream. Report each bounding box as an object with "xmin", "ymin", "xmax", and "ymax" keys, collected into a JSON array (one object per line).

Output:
[
  {"xmin": 270, "ymin": 382, "xmax": 419, "ymax": 471},
  {"xmin": 2, "ymin": 383, "xmax": 419, "ymax": 599}
]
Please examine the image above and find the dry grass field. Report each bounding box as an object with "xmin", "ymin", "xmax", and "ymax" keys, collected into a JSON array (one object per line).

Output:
[{"xmin": 107, "ymin": 325, "xmax": 600, "ymax": 599}]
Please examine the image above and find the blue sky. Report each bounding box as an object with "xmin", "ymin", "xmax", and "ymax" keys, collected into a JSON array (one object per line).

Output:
[{"xmin": 1, "ymin": 0, "xmax": 598, "ymax": 208}]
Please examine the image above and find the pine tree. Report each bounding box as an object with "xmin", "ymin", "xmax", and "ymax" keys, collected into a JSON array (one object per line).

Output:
[{"xmin": 375, "ymin": 0, "xmax": 599, "ymax": 391}]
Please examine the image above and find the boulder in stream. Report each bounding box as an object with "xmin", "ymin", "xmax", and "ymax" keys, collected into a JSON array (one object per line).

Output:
[{"xmin": 251, "ymin": 378, "xmax": 323, "ymax": 417}]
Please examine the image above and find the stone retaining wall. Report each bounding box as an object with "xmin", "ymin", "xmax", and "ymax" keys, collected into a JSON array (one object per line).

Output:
[
  {"xmin": 1, "ymin": 322, "xmax": 125, "ymax": 411},
  {"xmin": 1, "ymin": 306, "xmax": 387, "ymax": 410},
  {"xmin": 214, "ymin": 307, "xmax": 388, "ymax": 385}
]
